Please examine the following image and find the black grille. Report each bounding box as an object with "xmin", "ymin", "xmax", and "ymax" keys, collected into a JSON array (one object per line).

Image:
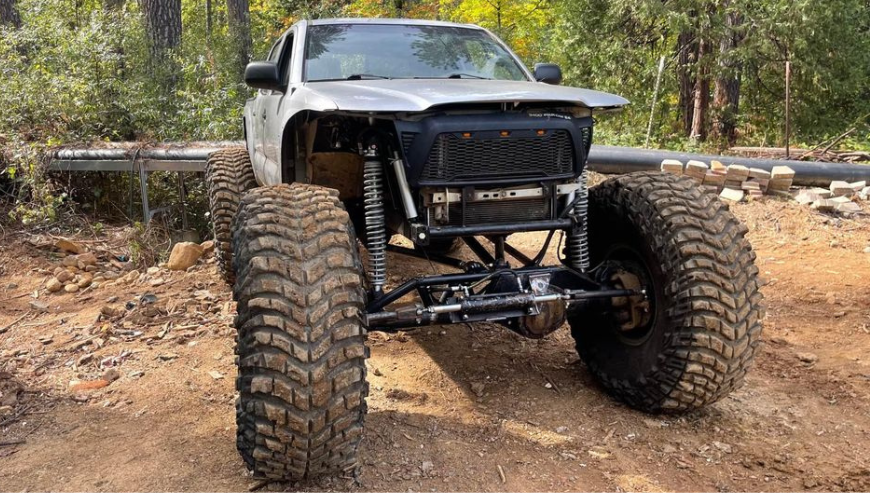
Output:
[
  {"xmin": 401, "ymin": 132, "xmax": 418, "ymax": 156},
  {"xmin": 422, "ymin": 131, "xmax": 575, "ymax": 183},
  {"xmin": 580, "ymin": 126, "xmax": 592, "ymax": 155},
  {"xmin": 448, "ymin": 198, "xmax": 550, "ymax": 226}
]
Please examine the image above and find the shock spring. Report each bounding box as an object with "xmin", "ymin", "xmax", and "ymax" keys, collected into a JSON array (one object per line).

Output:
[
  {"xmin": 363, "ymin": 155, "xmax": 387, "ymax": 296},
  {"xmin": 565, "ymin": 169, "xmax": 591, "ymax": 271}
]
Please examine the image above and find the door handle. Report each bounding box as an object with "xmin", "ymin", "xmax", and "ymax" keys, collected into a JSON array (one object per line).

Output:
[{"xmin": 261, "ymin": 109, "xmax": 266, "ymax": 120}]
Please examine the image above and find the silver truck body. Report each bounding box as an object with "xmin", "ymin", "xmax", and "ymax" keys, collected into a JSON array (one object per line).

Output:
[{"xmin": 243, "ymin": 18, "xmax": 628, "ymax": 186}]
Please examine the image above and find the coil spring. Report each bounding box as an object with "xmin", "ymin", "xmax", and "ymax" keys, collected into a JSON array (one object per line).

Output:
[
  {"xmin": 566, "ymin": 169, "xmax": 591, "ymax": 271},
  {"xmin": 363, "ymin": 159, "xmax": 387, "ymax": 294}
]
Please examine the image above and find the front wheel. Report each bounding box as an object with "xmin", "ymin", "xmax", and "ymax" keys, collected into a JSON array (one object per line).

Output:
[
  {"xmin": 569, "ymin": 172, "xmax": 764, "ymax": 413},
  {"xmin": 232, "ymin": 184, "xmax": 369, "ymax": 480}
]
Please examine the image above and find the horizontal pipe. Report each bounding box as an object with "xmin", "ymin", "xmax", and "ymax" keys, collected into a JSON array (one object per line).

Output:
[
  {"xmin": 428, "ymin": 219, "xmax": 574, "ymax": 238},
  {"xmin": 50, "ymin": 142, "xmax": 870, "ymax": 187},
  {"xmin": 54, "ymin": 141, "xmax": 243, "ymax": 161},
  {"xmin": 587, "ymin": 145, "xmax": 870, "ymax": 187},
  {"xmin": 50, "ymin": 159, "xmax": 206, "ymax": 173}
]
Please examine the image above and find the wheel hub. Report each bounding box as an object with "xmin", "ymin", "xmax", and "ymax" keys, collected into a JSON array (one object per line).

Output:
[{"xmin": 609, "ymin": 269, "xmax": 652, "ymax": 332}]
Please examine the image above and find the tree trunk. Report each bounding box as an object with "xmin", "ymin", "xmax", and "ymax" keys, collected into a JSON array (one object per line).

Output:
[
  {"xmin": 104, "ymin": 0, "xmax": 124, "ymax": 11},
  {"xmin": 227, "ymin": 0, "xmax": 251, "ymax": 75},
  {"xmin": 140, "ymin": 0, "xmax": 182, "ymax": 57},
  {"xmin": 690, "ymin": 37, "xmax": 711, "ymax": 142},
  {"xmin": 0, "ymin": 0, "xmax": 21, "ymax": 28},
  {"xmin": 711, "ymin": 8, "xmax": 744, "ymax": 147},
  {"xmin": 677, "ymin": 30, "xmax": 698, "ymax": 136},
  {"xmin": 205, "ymin": 0, "xmax": 212, "ymax": 45}
]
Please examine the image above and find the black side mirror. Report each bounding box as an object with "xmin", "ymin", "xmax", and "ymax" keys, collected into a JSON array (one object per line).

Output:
[
  {"xmin": 245, "ymin": 61, "xmax": 283, "ymax": 92},
  {"xmin": 534, "ymin": 63, "xmax": 563, "ymax": 85}
]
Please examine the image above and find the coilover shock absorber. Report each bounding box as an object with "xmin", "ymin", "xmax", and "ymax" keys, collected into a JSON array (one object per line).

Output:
[
  {"xmin": 565, "ymin": 169, "xmax": 591, "ymax": 272},
  {"xmin": 362, "ymin": 146, "xmax": 387, "ymax": 297}
]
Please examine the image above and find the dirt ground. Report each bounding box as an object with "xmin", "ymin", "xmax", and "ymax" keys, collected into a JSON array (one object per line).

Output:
[{"xmin": 1, "ymin": 192, "xmax": 869, "ymax": 492}]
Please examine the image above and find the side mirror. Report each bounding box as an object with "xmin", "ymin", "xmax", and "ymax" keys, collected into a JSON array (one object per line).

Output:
[
  {"xmin": 534, "ymin": 63, "xmax": 563, "ymax": 85},
  {"xmin": 245, "ymin": 62, "xmax": 283, "ymax": 92}
]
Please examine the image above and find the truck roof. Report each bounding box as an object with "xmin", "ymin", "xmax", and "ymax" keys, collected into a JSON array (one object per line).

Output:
[{"xmin": 306, "ymin": 18, "xmax": 481, "ymax": 29}]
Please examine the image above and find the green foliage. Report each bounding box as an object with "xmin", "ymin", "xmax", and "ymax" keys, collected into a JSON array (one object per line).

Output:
[
  {"xmin": 552, "ymin": 0, "xmax": 870, "ymax": 148},
  {"xmin": 1, "ymin": 0, "xmax": 868, "ymax": 228},
  {"xmin": 0, "ymin": 0, "xmax": 250, "ymax": 226}
]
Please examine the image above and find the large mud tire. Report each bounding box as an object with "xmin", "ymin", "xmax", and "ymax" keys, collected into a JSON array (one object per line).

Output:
[
  {"xmin": 205, "ymin": 148, "xmax": 257, "ymax": 285},
  {"xmin": 232, "ymin": 183, "xmax": 368, "ymax": 481},
  {"xmin": 569, "ymin": 172, "xmax": 764, "ymax": 413}
]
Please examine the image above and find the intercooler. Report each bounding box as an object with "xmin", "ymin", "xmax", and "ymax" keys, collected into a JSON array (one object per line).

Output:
[{"xmin": 445, "ymin": 197, "xmax": 551, "ymax": 226}]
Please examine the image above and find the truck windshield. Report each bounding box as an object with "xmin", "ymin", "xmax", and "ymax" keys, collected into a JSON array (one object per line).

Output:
[{"xmin": 304, "ymin": 24, "xmax": 528, "ymax": 82}]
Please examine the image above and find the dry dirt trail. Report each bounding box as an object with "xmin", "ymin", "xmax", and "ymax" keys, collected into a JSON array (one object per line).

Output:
[{"xmin": 1, "ymin": 197, "xmax": 869, "ymax": 492}]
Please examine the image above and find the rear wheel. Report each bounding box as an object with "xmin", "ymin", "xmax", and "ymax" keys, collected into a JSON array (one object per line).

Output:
[
  {"xmin": 232, "ymin": 183, "xmax": 368, "ymax": 480},
  {"xmin": 569, "ymin": 172, "xmax": 764, "ymax": 413},
  {"xmin": 205, "ymin": 148, "xmax": 257, "ymax": 285}
]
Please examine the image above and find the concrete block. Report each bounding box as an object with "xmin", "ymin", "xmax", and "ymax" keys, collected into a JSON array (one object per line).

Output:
[
  {"xmin": 811, "ymin": 199, "xmax": 836, "ymax": 212},
  {"xmin": 749, "ymin": 168, "xmax": 771, "ymax": 180},
  {"xmin": 726, "ymin": 165, "xmax": 750, "ymax": 181},
  {"xmin": 703, "ymin": 172, "xmax": 726, "ymax": 187},
  {"xmin": 685, "ymin": 161, "xmax": 708, "ymax": 183},
  {"xmin": 836, "ymin": 202, "xmax": 862, "ymax": 214},
  {"xmin": 741, "ymin": 180, "xmax": 761, "ymax": 191},
  {"xmin": 794, "ymin": 190, "xmax": 822, "ymax": 205},
  {"xmin": 810, "ymin": 187, "xmax": 833, "ymax": 198},
  {"xmin": 747, "ymin": 190, "xmax": 764, "ymax": 199},
  {"xmin": 830, "ymin": 180, "xmax": 854, "ymax": 197},
  {"xmin": 829, "ymin": 196, "xmax": 852, "ymax": 205},
  {"xmin": 719, "ymin": 188, "xmax": 744, "ymax": 202},
  {"xmin": 859, "ymin": 186, "xmax": 870, "ymax": 200},
  {"xmin": 686, "ymin": 160, "xmax": 709, "ymax": 174},
  {"xmin": 710, "ymin": 160, "xmax": 727, "ymax": 173},
  {"xmin": 661, "ymin": 159, "xmax": 684, "ymax": 175},
  {"xmin": 849, "ymin": 180, "xmax": 866, "ymax": 192},
  {"xmin": 768, "ymin": 177, "xmax": 793, "ymax": 191},
  {"xmin": 771, "ymin": 166, "xmax": 795, "ymax": 180}
]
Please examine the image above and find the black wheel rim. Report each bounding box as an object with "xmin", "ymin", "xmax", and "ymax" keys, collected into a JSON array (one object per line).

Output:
[{"xmin": 598, "ymin": 243, "xmax": 658, "ymax": 346}]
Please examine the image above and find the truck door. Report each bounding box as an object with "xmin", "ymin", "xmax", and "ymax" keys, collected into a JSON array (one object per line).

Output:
[
  {"xmin": 250, "ymin": 35, "xmax": 286, "ymax": 185},
  {"xmin": 258, "ymin": 31, "xmax": 295, "ymax": 186}
]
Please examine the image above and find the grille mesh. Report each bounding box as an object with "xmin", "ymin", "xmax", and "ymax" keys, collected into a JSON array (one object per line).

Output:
[
  {"xmin": 447, "ymin": 198, "xmax": 550, "ymax": 226},
  {"xmin": 422, "ymin": 131, "xmax": 575, "ymax": 182},
  {"xmin": 401, "ymin": 132, "xmax": 418, "ymax": 157}
]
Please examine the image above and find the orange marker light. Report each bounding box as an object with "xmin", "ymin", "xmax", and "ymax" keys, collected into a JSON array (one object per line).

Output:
[
  {"xmin": 462, "ymin": 132, "xmax": 472, "ymax": 138},
  {"xmin": 536, "ymin": 129, "xmax": 546, "ymax": 136},
  {"xmin": 499, "ymin": 131, "xmax": 511, "ymax": 137}
]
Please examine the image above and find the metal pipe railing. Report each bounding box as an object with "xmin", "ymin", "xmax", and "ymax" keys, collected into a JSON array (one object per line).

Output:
[
  {"xmin": 54, "ymin": 141, "xmax": 242, "ymax": 161},
  {"xmin": 587, "ymin": 146, "xmax": 870, "ymax": 187},
  {"xmin": 50, "ymin": 142, "xmax": 870, "ymax": 187}
]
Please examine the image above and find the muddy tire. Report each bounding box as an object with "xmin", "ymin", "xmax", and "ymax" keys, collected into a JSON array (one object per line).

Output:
[
  {"xmin": 232, "ymin": 183, "xmax": 368, "ymax": 481},
  {"xmin": 569, "ymin": 172, "xmax": 764, "ymax": 413},
  {"xmin": 205, "ymin": 148, "xmax": 257, "ymax": 285}
]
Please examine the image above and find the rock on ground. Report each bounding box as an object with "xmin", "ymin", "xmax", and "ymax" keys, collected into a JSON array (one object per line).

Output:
[{"xmin": 166, "ymin": 242, "xmax": 204, "ymax": 271}]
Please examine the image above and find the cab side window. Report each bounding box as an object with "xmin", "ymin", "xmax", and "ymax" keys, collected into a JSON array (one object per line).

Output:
[
  {"xmin": 279, "ymin": 34, "xmax": 294, "ymax": 85},
  {"xmin": 267, "ymin": 37, "xmax": 284, "ymax": 63}
]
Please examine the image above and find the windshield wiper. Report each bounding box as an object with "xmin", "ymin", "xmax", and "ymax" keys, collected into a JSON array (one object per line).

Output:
[
  {"xmin": 346, "ymin": 73, "xmax": 391, "ymax": 80},
  {"xmin": 447, "ymin": 73, "xmax": 491, "ymax": 79}
]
